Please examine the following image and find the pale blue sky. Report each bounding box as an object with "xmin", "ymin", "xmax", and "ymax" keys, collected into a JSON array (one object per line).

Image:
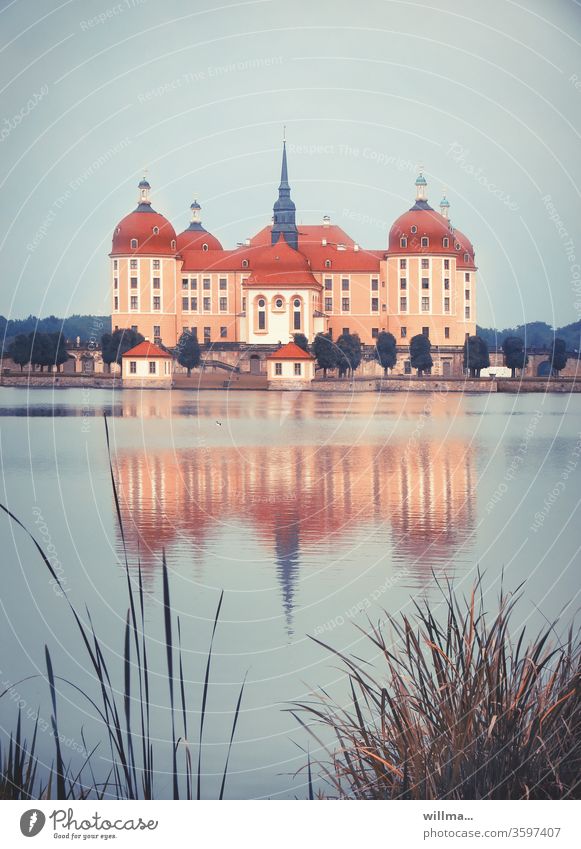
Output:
[{"xmin": 1, "ymin": 0, "xmax": 580, "ymax": 327}]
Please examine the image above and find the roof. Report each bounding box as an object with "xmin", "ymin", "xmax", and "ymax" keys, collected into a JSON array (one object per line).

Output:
[
  {"xmin": 266, "ymin": 342, "xmax": 315, "ymax": 361},
  {"xmin": 122, "ymin": 341, "xmax": 172, "ymax": 359},
  {"xmin": 111, "ymin": 209, "xmax": 177, "ymax": 257},
  {"xmin": 246, "ymin": 240, "xmax": 321, "ymax": 287}
]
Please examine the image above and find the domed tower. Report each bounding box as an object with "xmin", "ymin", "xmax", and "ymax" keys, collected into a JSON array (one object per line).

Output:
[
  {"xmin": 176, "ymin": 199, "xmax": 223, "ymax": 252},
  {"xmin": 385, "ymin": 171, "xmax": 476, "ymax": 349},
  {"xmin": 110, "ymin": 177, "xmax": 179, "ymax": 346}
]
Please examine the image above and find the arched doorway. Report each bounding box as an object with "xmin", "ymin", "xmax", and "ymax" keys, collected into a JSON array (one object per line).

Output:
[
  {"xmin": 249, "ymin": 355, "xmax": 261, "ymax": 375},
  {"xmin": 537, "ymin": 360, "xmax": 551, "ymax": 377}
]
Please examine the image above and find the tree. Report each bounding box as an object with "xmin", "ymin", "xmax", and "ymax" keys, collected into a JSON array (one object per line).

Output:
[
  {"xmin": 463, "ymin": 335, "xmax": 490, "ymax": 377},
  {"xmin": 409, "ymin": 333, "xmax": 433, "ymax": 376},
  {"xmin": 374, "ymin": 331, "xmax": 397, "ymax": 375},
  {"xmin": 550, "ymin": 337, "xmax": 568, "ymax": 376},
  {"xmin": 50, "ymin": 332, "xmax": 70, "ymax": 372},
  {"xmin": 313, "ymin": 332, "xmax": 338, "ymax": 378},
  {"xmin": 337, "ymin": 332, "xmax": 362, "ymax": 377},
  {"xmin": 292, "ymin": 333, "xmax": 309, "ymax": 353},
  {"xmin": 502, "ymin": 336, "xmax": 528, "ymax": 378},
  {"xmin": 8, "ymin": 333, "xmax": 31, "ymax": 371},
  {"xmin": 176, "ymin": 331, "xmax": 200, "ymax": 376},
  {"xmin": 29, "ymin": 332, "xmax": 54, "ymax": 372},
  {"xmin": 101, "ymin": 328, "xmax": 144, "ymax": 367}
]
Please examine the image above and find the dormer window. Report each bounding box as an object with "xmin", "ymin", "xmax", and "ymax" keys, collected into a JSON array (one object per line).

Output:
[
  {"xmin": 325, "ymin": 259, "xmax": 332, "ymax": 268},
  {"xmin": 130, "ymin": 238, "xmax": 138, "ymax": 249},
  {"xmin": 421, "ymin": 237, "xmax": 429, "ymax": 247},
  {"xmin": 455, "ymin": 242, "xmax": 461, "ymax": 250},
  {"xmin": 242, "ymin": 259, "xmax": 249, "ymax": 268},
  {"xmin": 171, "ymin": 240, "xmax": 176, "ymax": 250},
  {"xmin": 443, "ymin": 237, "xmax": 449, "ymax": 248},
  {"xmin": 464, "ymin": 253, "xmax": 469, "ymax": 262},
  {"xmin": 152, "ymin": 226, "xmax": 159, "ymax": 235},
  {"xmin": 202, "ymin": 243, "xmax": 208, "ymax": 251},
  {"xmin": 411, "ymin": 225, "xmax": 417, "ymax": 234},
  {"xmin": 400, "ymin": 237, "xmax": 407, "ymax": 248}
]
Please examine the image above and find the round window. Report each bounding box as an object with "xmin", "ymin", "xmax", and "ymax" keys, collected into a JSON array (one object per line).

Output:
[
  {"xmin": 153, "ymin": 226, "xmax": 159, "ymax": 235},
  {"xmin": 275, "ymin": 298, "xmax": 283, "ymax": 308},
  {"xmin": 293, "ymin": 299, "xmax": 300, "ymax": 308},
  {"xmin": 411, "ymin": 225, "xmax": 417, "ymax": 234},
  {"xmin": 258, "ymin": 299, "xmax": 265, "ymax": 308}
]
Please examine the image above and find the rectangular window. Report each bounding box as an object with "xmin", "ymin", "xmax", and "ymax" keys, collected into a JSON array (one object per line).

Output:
[
  {"xmin": 219, "ymin": 297, "xmax": 227, "ymax": 311},
  {"xmin": 422, "ymin": 326, "xmax": 429, "ymax": 336},
  {"xmin": 465, "ymin": 289, "xmax": 470, "ymax": 300},
  {"xmin": 153, "ymin": 325, "xmax": 161, "ymax": 338},
  {"xmin": 219, "ymin": 278, "xmax": 227, "ymax": 290},
  {"xmin": 149, "ymin": 361, "xmax": 156, "ymax": 374},
  {"xmin": 444, "ymin": 297, "xmax": 450, "ymax": 312},
  {"xmin": 342, "ymin": 327, "xmax": 349, "ymax": 336},
  {"xmin": 400, "ymin": 296, "xmax": 407, "ymax": 311},
  {"xmin": 190, "ymin": 278, "xmax": 198, "ymax": 289},
  {"xmin": 421, "ymin": 277, "xmax": 429, "ymax": 289},
  {"xmin": 113, "ymin": 260, "xmax": 118, "ymax": 270},
  {"xmin": 342, "ymin": 297, "xmax": 350, "ymax": 312},
  {"xmin": 182, "ymin": 297, "xmax": 189, "ymax": 311},
  {"xmin": 190, "ymin": 297, "xmax": 197, "ymax": 311},
  {"xmin": 371, "ymin": 297, "xmax": 379, "ymax": 312},
  {"xmin": 203, "ymin": 297, "xmax": 211, "ymax": 311},
  {"xmin": 422, "ymin": 297, "xmax": 430, "ymax": 311},
  {"xmin": 114, "ymin": 296, "xmax": 118, "ymax": 310},
  {"xmin": 294, "ymin": 362, "xmax": 302, "ymax": 376},
  {"xmin": 130, "ymin": 277, "xmax": 138, "ymax": 289},
  {"xmin": 153, "ymin": 296, "xmax": 160, "ymax": 310},
  {"xmin": 444, "ymin": 259, "xmax": 450, "ymax": 270},
  {"xmin": 400, "ymin": 258, "xmax": 406, "ymax": 269},
  {"xmin": 465, "ymin": 306, "xmax": 471, "ymax": 319},
  {"xmin": 191, "ymin": 327, "xmax": 197, "ymax": 339},
  {"xmin": 130, "ymin": 296, "xmax": 138, "ymax": 310},
  {"xmin": 400, "ymin": 278, "xmax": 407, "ymax": 289},
  {"xmin": 324, "ymin": 277, "xmax": 333, "ymax": 290},
  {"xmin": 203, "ymin": 278, "xmax": 211, "ymax": 290},
  {"xmin": 153, "ymin": 259, "xmax": 160, "ymax": 270},
  {"xmin": 114, "ymin": 277, "xmax": 118, "ymax": 289},
  {"xmin": 258, "ymin": 312, "xmax": 266, "ymax": 330},
  {"xmin": 130, "ymin": 259, "xmax": 138, "ymax": 270},
  {"xmin": 341, "ymin": 278, "xmax": 349, "ymax": 291},
  {"xmin": 465, "ymin": 272, "xmax": 470, "ymax": 282},
  {"xmin": 404, "ymin": 360, "xmax": 411, "ymax": 374},
  {"xmin": 371, "ymin": 278, "xmax": 379, "ymax": 291},
  {"xmin": 401, "ymin": 326, "xmax": 407, "ymax": 338},
  {"xmin": 204, "ymin": 327, "xmax": 211, "ymax": 342},
  {"xmin": 182, "ymin": 278, "xmax": 189, "ymax": 290},
  {"xmin": 275, "ymin": 362, "xmax": 282, "ymax": 376},
  {"xmin": 129, "ymin": 361, "xmax": 136, "ymax": 374},
  {"xmin": 324, "ymin": 297, "xmax": 333, "ymax": 311},
  {"xmin": 444, "ymin": 326, "xmax": 450, "ymax": 339},
  {"xmin": 421, "ymin": 237, "xmax": 428, "ymax": 247},
  {"xmin": 293, "ymin": 311, "xmax": 301, "ymax": 330},
  {"xmin": 371, "ymin": 327, "xmax": 379, "ymax": 339},
  {"xmin": 444, "ymin": 278, "xmax": 450, "ymax": 290},
  {"xmin": 220, "ymin": 326, "xmax": 227, "ymax": 338},
  {"xmin": 131, "ymin": 325, "xmax": 138, "ymax": 333},
  {"xmin": 153, "ymin": 277, "xmax": 160, "ymax": 289},
  {"xmin": 421, "ymin": 258, "xmax": 429, "ymax": 269}
]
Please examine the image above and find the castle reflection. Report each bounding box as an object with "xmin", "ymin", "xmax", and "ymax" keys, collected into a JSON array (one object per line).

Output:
[{"xmin": 113, "ymin": 413, "xmax": 477, "ymax": 627}]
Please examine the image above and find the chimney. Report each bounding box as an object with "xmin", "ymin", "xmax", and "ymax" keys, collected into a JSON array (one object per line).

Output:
[
  {"xmin": 322, "ymin": 238, "xmax": 327, "ymax": 246},
  {"xmin": 354, "ymin": 243, "xmax": 359, "ymax": 252},
  {"xmin": 245, "ymin": 238, "xmax": 250, "ymax": 246},
  {"xmin": 322, "ymin": 215, "xmax": 331, "ymax": 227}
]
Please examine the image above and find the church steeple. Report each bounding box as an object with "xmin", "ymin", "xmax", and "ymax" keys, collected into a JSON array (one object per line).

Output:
[{"xmin": 271, "ymin": 139, "xmax": 298, "ymax": 250}]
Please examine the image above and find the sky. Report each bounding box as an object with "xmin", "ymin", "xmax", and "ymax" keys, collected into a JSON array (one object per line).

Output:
[{"xmin": 0, "ymin": 0, "xmax": 580, "ymax": 328}]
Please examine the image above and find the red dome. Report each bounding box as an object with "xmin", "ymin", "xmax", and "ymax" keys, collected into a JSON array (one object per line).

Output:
[
  {"xmin": 246, "ymin": 240, "xmax": 320, "ymax": 287},
  {"xmin": 388, "ymin": 206, "xmax": 454, "ymax": 255},
  {"xmin": 111, "ymin": 209, "xmax": 177, "ymax": 256},
  {"xmin": 176, "ymin": 227, "xmax": 223, "ymax": 252}
]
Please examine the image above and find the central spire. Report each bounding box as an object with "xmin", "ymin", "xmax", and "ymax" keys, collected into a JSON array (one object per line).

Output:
[{"xmin": 271, "ymin": 139, "xmax": 298, "ymax": 250}]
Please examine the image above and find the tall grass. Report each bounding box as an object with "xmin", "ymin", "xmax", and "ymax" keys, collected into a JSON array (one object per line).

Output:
[
  {"xmin": 295, "ymin": 578, "xmax": 581, "ymax": 799},
  {"xmin": 0, "ymin": 415, "xmax": 245, "ymax": 800}
]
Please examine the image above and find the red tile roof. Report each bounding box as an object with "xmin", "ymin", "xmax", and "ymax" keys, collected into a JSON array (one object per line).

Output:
[
  {"xmin": 122, "ymin": 341, "xmax": 172, "ymax": 358},
  {"xmin": 266, "ymin": 342, "xmax": 314, "ymax": 361}
]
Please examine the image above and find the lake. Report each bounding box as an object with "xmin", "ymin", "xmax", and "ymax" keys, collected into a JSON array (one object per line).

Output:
[{"xmin": 0, "ymin": 387, "xmax": 579, "ymax": 798}]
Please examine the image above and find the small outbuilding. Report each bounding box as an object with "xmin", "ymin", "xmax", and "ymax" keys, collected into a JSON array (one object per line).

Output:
[
  {"xmin": 121, "ymin": 341, "xmax": 172, "ymax": 388},
  {"xmin": 266, "ymin": 341, "xmax": 315, "ymax": 390}
]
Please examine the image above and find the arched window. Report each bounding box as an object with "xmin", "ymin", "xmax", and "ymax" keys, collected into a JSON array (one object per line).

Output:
[
  {"xmin": 455, "ymin": 242, "xmax": 461, "ymax": 250},
  {"xmin": 421, "ymin": 236, "xmax": 429, "ymax": 247},
  {"xmin": 464, "ymin": 252, "xmax": 469, "ymax": 262},
  {"xmin": 152, "ymin": 226, "xmax": 159, "ymax": 235},
  {"xmin": 293, "ymin": 298, "xmax": 301, "ymax": 331},
  {"xmin": 130, "ymin": 238, "xmax": 138, "ymax": 249},
  {"xmin": 258, "ymin": 298, "xmax": 266, "ymax": 330},
  {"xmin": 242, "ymin": 259, "xmax": 249, "ymax": 268},
  {"xmin": 325, "ymin": 259, "xmax": 332, "ymax": 268},
  {"xmin": 171, "ymin": 240, "xmax": 176, "ymax": 250},
  {"xmin": 443, "ymin": 237, "xmax": 449, "ymax": 248},
  {"xmin": 400, "ymin": 237, "xmax": 407, "ymax": 248}
]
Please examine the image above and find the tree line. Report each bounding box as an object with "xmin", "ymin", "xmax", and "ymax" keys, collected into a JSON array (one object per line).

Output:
[{"xmin": 7, "ymin": 332, "xmax": 70, "ymax": 371}]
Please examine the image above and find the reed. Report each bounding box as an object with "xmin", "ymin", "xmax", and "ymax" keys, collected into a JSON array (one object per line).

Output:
[
  {"xmin": 0, "ymin": 415, "xmax": 245, "ymax": 799},
  {"xmin": 294, "ymin": 577, "xmax": 581, "ymax": 799}
]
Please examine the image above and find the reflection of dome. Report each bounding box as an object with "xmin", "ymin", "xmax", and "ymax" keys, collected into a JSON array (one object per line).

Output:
[
  {"xmin": 246, "ymin": 240, "xmax": 320, "ymax": 286},
  {"xmin": 176, "ymin": 199, "xmax": 223, "ymax": 252},
  {"xmin": 111, "ymin": 178, "xmax": 177, "ymax": 256}
]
